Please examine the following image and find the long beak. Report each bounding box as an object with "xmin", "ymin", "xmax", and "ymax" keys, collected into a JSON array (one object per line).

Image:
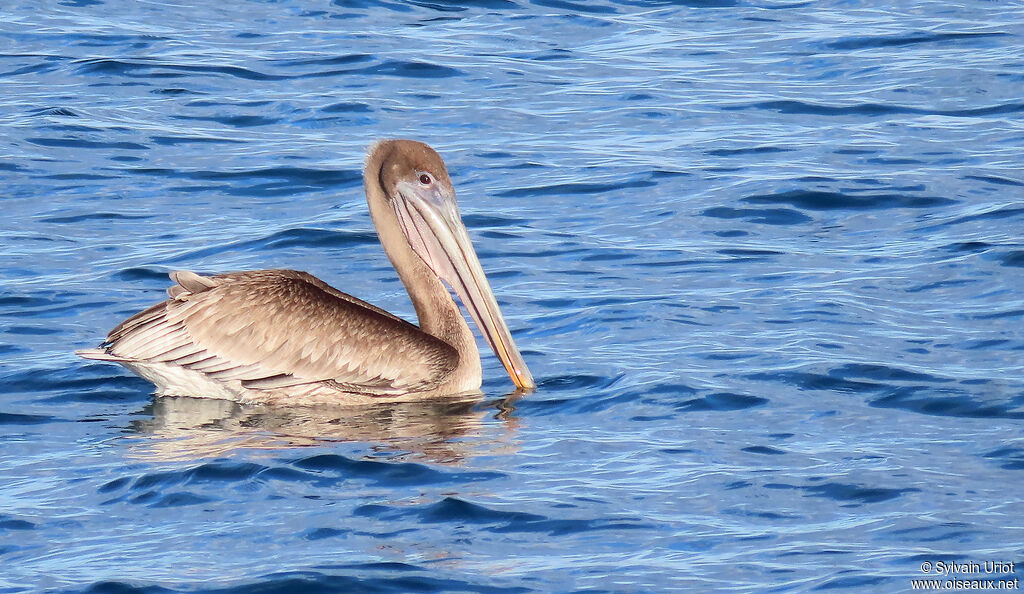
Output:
[{"xmin": 394, "ymin": 181, "xmax": 535, "ymax": 391}]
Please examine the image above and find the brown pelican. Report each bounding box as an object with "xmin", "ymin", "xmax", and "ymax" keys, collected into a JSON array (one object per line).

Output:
[{"xmin": 77, "ymin": 139, "xmax": 535, "ymax": 403}]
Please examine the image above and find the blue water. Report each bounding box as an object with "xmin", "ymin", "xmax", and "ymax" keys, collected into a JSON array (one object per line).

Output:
[{"xmin": 2, "ymin": 1, "xmax": 1023, "ymax": 591}]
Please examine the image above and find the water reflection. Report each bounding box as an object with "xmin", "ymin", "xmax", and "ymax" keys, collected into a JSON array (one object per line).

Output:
[{"xmin": 126, "ymin": 393, "xmax": 522, "ymax": 464}]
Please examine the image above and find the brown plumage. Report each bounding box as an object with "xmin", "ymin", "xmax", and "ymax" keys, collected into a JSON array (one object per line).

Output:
[{"xmin": 77, "ymin": 140, "xmax": 534, "ymax": 403}]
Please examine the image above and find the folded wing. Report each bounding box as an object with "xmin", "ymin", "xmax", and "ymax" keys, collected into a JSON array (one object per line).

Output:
[{"xmin": 84, "ymin": 270, "xmax": 458, "ymax": 396}]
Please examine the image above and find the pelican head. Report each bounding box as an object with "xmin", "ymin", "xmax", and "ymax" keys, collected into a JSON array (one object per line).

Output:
[{"xmin": 367, "ymin": 140, "xmax": 535, "ymax": 391}]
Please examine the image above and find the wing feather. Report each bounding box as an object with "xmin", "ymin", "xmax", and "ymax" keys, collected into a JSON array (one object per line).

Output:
[{"xmin": 98, "ymin": 270, "xmax": 458, "ymax": 396}]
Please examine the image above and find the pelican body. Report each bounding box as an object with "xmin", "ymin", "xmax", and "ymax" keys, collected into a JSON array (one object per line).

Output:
[{"xmin": 77, "ymin": 140, "xmax": 535, "ymax": 403}]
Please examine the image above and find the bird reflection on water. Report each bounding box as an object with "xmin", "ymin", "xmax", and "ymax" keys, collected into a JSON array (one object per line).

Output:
[{"xmin": 125, "ymin": 393, "xmax": 523, "ymax": 464}]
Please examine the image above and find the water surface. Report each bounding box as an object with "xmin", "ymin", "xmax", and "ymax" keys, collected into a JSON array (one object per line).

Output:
[{"xmin": 1, "ymin": 0, "xmax": 1023, "ymax": 591}]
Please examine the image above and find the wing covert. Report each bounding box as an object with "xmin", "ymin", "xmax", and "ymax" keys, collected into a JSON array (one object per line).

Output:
[{"xmin": 104, "ymin": 270, "xmax": 458, "ymax": 395}]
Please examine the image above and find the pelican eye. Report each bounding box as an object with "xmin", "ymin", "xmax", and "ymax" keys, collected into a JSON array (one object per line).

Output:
[{"xmin": 419, "ymin": 173, "xmax": 432, "ymax": 185}]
